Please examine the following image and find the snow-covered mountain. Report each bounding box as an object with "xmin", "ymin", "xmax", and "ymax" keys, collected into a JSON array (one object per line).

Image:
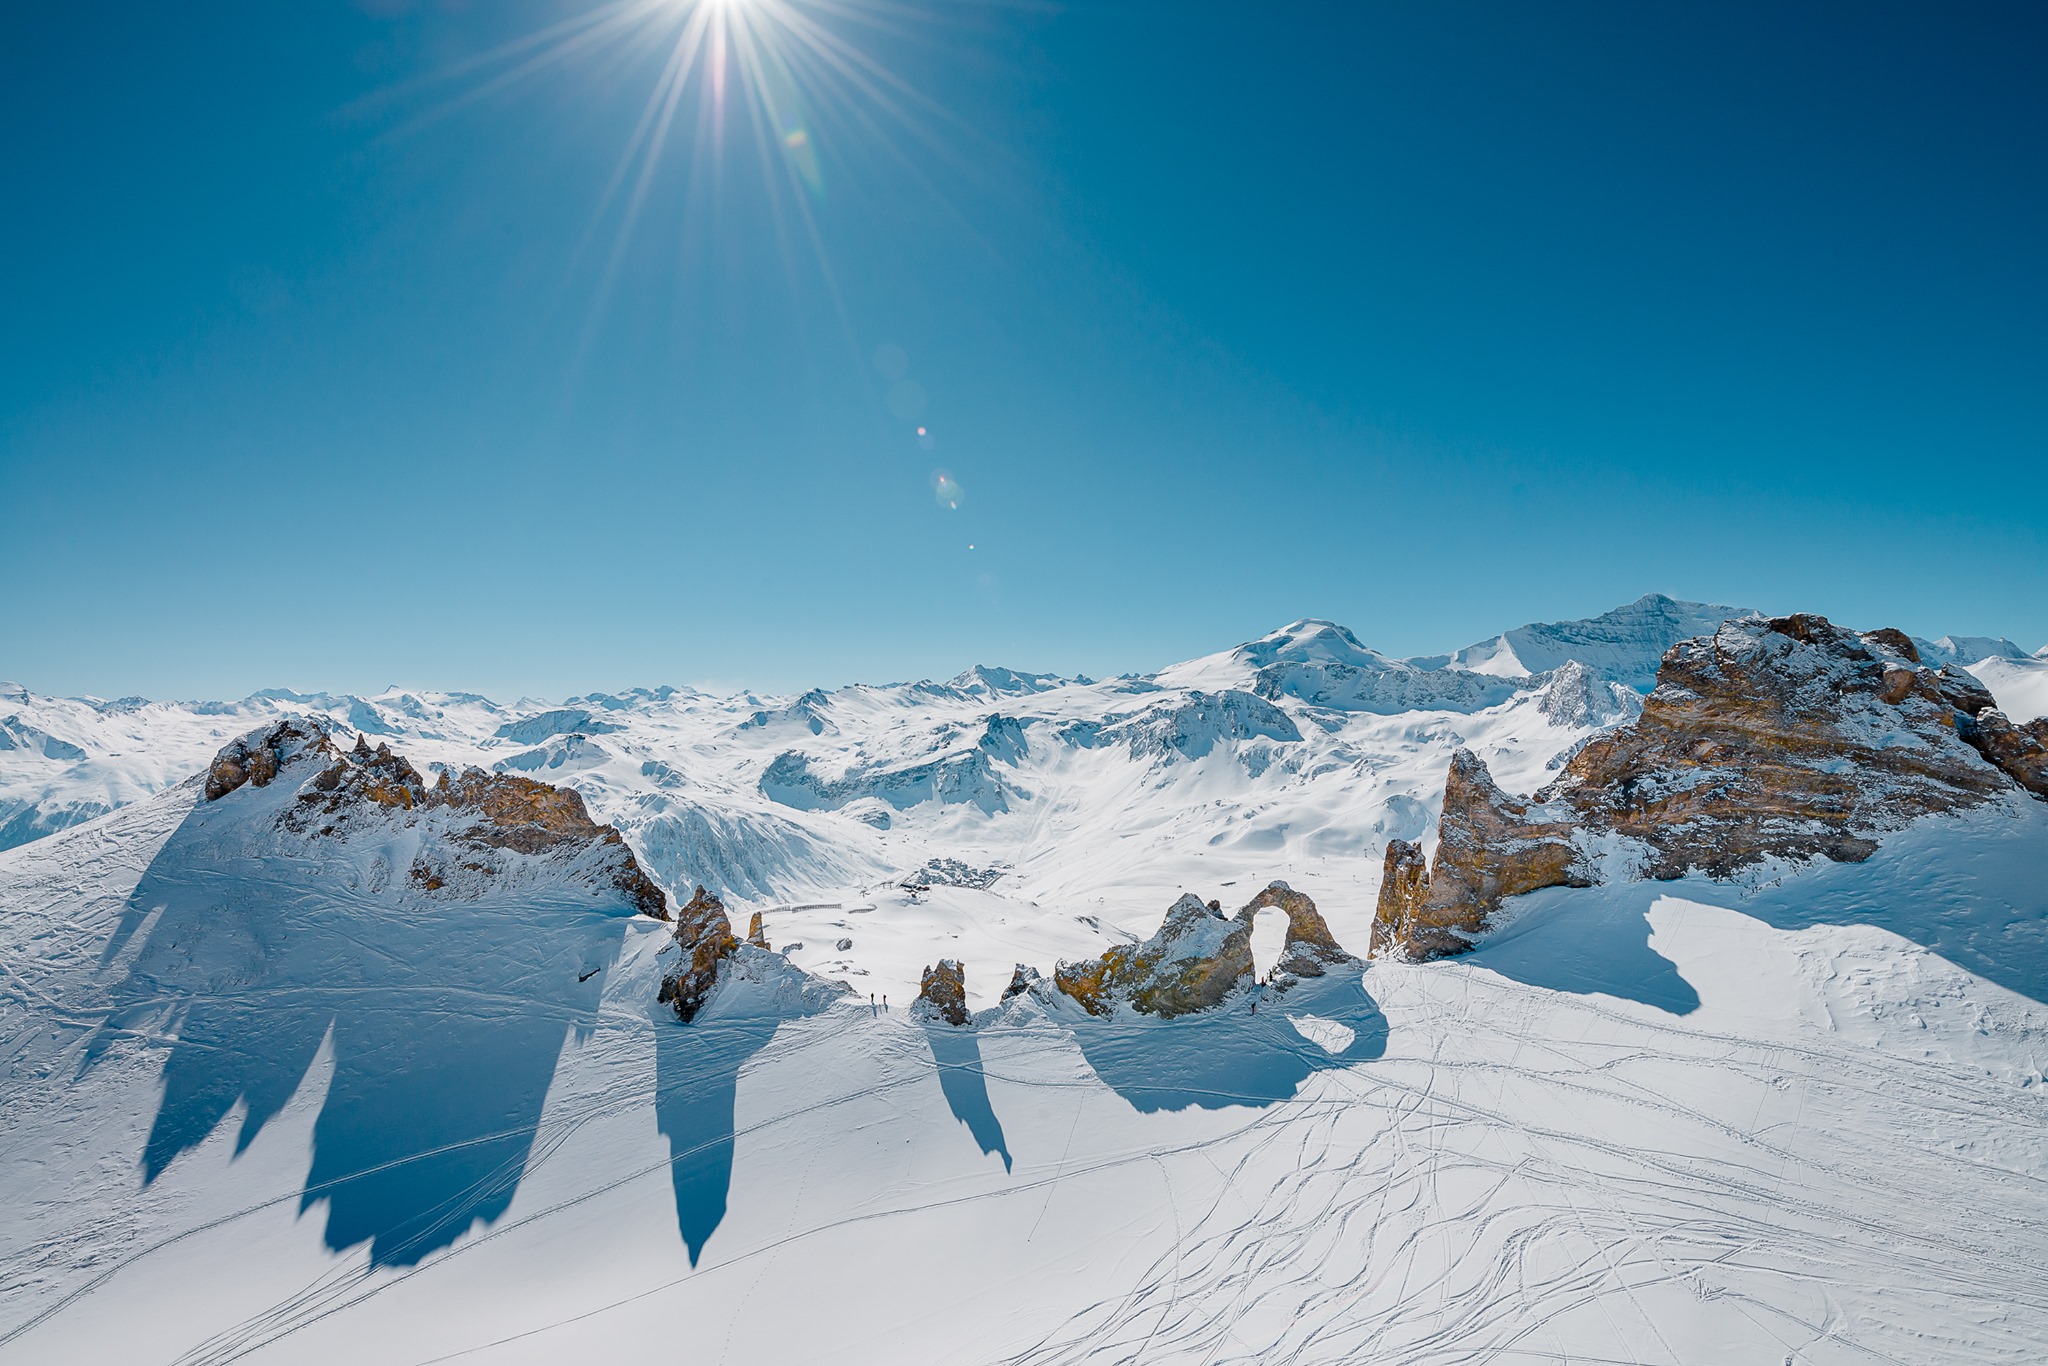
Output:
[
  {"xmin": 3, "ymin": 597, "xmax": 2047, "ymax": 1363},
  {"xmin": 5, "ymin": 597, "xmax": 2044, "ymax": 997},
  {"xmin": 1419, "ymin": 592, "xmax": 1758, "ymax": 689}
]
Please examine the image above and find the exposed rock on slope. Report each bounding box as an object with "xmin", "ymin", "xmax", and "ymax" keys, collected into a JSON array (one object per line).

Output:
[
  {"xmin": 1534, "ymin": 659, "xmax": 1640, "ymax": 729},
  {"xmin": 204, "ymin": 718, "xmax": 335, "ymax": 800},
  {"xmin": 658, "ymin": 885, "xmax": 739, "ymax": 1023},
  {"xmin": 761, "ymin": 746, "xmax": 1014, "ymax": 816},
  {"xmin": 1228, "ymin": 620, "xmax": 1519, "ymax": 714},
  {"xmin": 1050, "ymin": 883, "xmax": 1358, "ymax": 1017},
  {"xmin": 494, "ymin": 708, "xmax": 621, "ymax": 745},
  {"xmin": 1373, "ymin": 615, "xmax": 2046, "ymax": 961},
  {"xmin": 1099, "ymin": 690, "xmax": 1302, "ymax": 761},
  {"xmin": 914, "ymin": 959, "xmax": 970, "ymax": 1026},
  {"xmin": 201, "ymin": 720, "xmax": 669, "ymax": 919},
  {"xmin": 1369, "ymin": 751, "xmax": 1588, "ymax": 960},
  {"xmin": 1002, "ymin": 963, "xmax": 1043, "ymax": 1001},
  {"xmin": 1558, "ymin": 614, "xmax": 2022, "ymax": 876},
  {"xmin": 1056, "ymin": 894, "xmax": 1254, "ymax": 1018},
  {"xmin": 1969, "ymin": 710, "xmax": 2048, "ymax": 798}
]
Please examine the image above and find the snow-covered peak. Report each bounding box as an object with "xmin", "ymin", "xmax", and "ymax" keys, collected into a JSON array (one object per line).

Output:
[
  {"xmin": 1435, "ymin": 593, "xmax": 1761, "ymax": 690},
  {"xmin": 1238, "ymin": 619, "xmax": 1401, "ymax": 672},
  {"xmin": 947, "ymin": 664, "xmax": 1070, "ymax": 697},
  {"xmin": 1156, "ymin": 618, "xmax": 1410, "ymax": 699},
  {"xmin": 1917, "ymin": 634, "xmax": 2034, "ymax": 666}
]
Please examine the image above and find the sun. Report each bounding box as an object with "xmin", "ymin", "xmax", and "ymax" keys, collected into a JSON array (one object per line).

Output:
[{"xmin": 388, "ymin": 0, "xmax": 958, "ymax": 340}]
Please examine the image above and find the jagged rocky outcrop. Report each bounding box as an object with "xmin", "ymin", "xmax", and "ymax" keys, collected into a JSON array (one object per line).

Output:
[
  {"xmin": 658, "ymin": 885, "xmax": 738, "ymax": 1022},
  {"xmin": 1370, "ymin": 751, "xmax": 1589, "ymax": 960},
  {"xmin": 1056, "ymin": 894, "xmax": 1253, "ymax": 1018},
  {"xmin": 746, "ymin": 910, "xmax": 771, "ymax": 949},
  {"xmin": 317, "ymin": 741, "xmax": 662, "ymax": 916},
  {"xmin": 1053, "ymin": 882, "xmax": 1359, "ymax": 1016},
  {"xmin": 1100, "ymin": 690, "xmax": 1302, "ymax": 760},
  {"xmin": 914, "ymin": 959, "xmax": 970, "ymax": 1026},
  {"xmin": 203, "ymin": 720, "xmax": 670, "ymax": 920},
  {"xmin": 204, "ymin": 718, "xmax": 335, "ymax": 800},
  {"xmin": 1968, "ymin": 710, "xmax": 2048, "ymax": 798},
  {"xmin": 1373, "ymin": 614, "xmax": 2048, "ymax": 961},
  {"xmin": 1002, "ymin": 963, "xmax": 1043, "ymax": 1001},
  {"xmin": 760, "ymin": 746, "xmax": 1015, "ymax": 816}
]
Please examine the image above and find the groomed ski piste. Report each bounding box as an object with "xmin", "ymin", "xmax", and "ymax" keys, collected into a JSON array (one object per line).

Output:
[{"xmin": 2, "ymin": 597, "xmax": 2046, "ymax": 1364}]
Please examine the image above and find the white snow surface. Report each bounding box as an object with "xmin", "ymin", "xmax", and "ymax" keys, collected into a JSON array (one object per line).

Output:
[
  {"xmin": 1966, "ymin": 653, "xmax": 2048, "ymax": 724},
  {"xmin": 2, "ymin": 784, "xmax": 2045, "ymax": 1363},
  {"xmin": 1422, "ymin": 592, "xmax": 1760, "ymax": 690},
  {"xmin": 2, "ymin": 600, "xmax": 2047, "ymax": 1362},
  {"xmin": 2, "ymin": 598, "xmax": 2042, "ymax": 1005}
]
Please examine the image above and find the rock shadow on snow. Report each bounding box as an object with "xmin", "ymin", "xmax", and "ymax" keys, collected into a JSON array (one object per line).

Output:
[
  {"xmin": 85, "ymin": 807, "xmax": 632, "ymax": 1269},
  {"xmin": 1071, "ymin": 974, "xmax": 1388, "ymax": 1114},
  {"xmin": 1465, "ymin": 885, "xmax": 1702, "ymax": 1016},
  {"xmin": 1462, "ymin": 800, "xmax": 2048, "ymax": 1012},
  {"xmin": 1688, "ymin": 805, "xmax": 2048, "ymax": 1005},
  {"xmin": 651, "ymin": 1009, "xmax": 781, "ymax": 1265},
  {"xmin": 924, "ymin": 1027, "xmax": 1012, "ymax": 1171}
]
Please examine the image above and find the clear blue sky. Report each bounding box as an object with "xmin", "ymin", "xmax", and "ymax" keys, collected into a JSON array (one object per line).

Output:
[{"xmin": 4, "ymin": 1, "xmax": 2044, "ymax": 700}]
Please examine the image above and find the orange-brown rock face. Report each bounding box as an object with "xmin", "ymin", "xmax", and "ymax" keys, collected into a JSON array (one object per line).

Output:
[
  {"xmin": 1369, "ymin": 750, "xmax": 1585, "ymax": 961},
  {"xmin": 204, "ymin": 720, "xmax": 670, "ymax": 921},
  {"xmin": 1374, "ymin": 614, "xmax": 2042, "ymax": 963},
  {"xmin": 659, "ymin": 885, "xmax": 739, "ymax": 1023},
  {"xmin": 424, "ymin": 768, "xmax": 669, "ymax": 918},
  {"xmin": 1373, "ymin": 841, "xmax": 1430, "ymax": 951},
  {"xmin": 300, "ymin": 738, "xmax": 428, "ymax": 814},
  {"xmin": 1241, "ymin": 881, "xmax": 1355, "ymax": 977},
  {"xmin": 916, "ymin": 958, "xmax": 970, "ymax": 1027},
  {"xmin": 1055, "ymin": 893, "xmax": 1254, "ymax": 1018},
  {"xmin": 203, "ymin": 719, "xmax": 335, "ymax": 801},
  {"xmin": 1967, "ymin": 711, "xmax": 2048, "ymax": 799},
  {"xmin": 1555, "ymin": 615, "xmax": 2015, "ymax": 880}
]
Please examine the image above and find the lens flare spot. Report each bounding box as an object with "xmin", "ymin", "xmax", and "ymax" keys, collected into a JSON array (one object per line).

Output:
[
  {"xmin": 873, "ymin": 344, "xmax": 909, "ymax": 380},
  {"xmin": 931, "ymin": 469, "xmax": 963, "ymax": 510},
  {"xmin": 887, "ymin": 380, "xmax": 927, "ymax": 422}
]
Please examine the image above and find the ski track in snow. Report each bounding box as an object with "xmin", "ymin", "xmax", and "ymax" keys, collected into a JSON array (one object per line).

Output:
[
  {"xmin": 6, "ymin": 879, "xmax": 2047, "ymax": 1363},
  {"xmin": 2, "ymin": 605, "xmax": 2047, "ymax": 1363}
]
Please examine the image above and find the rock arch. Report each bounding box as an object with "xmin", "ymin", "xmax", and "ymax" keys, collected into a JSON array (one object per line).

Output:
[{"xmin": 1239, "ymin": 882, "xmax": 1354, "ymax": 978}]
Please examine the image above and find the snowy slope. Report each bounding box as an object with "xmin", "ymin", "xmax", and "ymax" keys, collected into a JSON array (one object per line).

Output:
[
  {"xmin": 3, "ymin": 597, "xmax": 2047, "ymax": 1362},
  {"xmin": 1423, "ymin": 592, "xmax": 1760, "ymax": 690},
  {"xmin": 6, "ymin": 597, "xmax": 2042, "ymax": 1013},
  {"xmin": 1, "ymin": 779, "xmax": 2044, "ymax": 1363},
  {"xmin": 1961, "ymin": 653, "xmax": 2048, "ymax": 723}
]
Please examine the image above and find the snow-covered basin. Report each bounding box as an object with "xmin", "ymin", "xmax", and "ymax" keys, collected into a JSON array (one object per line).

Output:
[
  {"xmin": 2, "ymin": 794, "xmax": 2045, "ymax": 1364},
  {"xmin": 1970, "ymin": 652, "xmax": 2048, "ymax": 723}
]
